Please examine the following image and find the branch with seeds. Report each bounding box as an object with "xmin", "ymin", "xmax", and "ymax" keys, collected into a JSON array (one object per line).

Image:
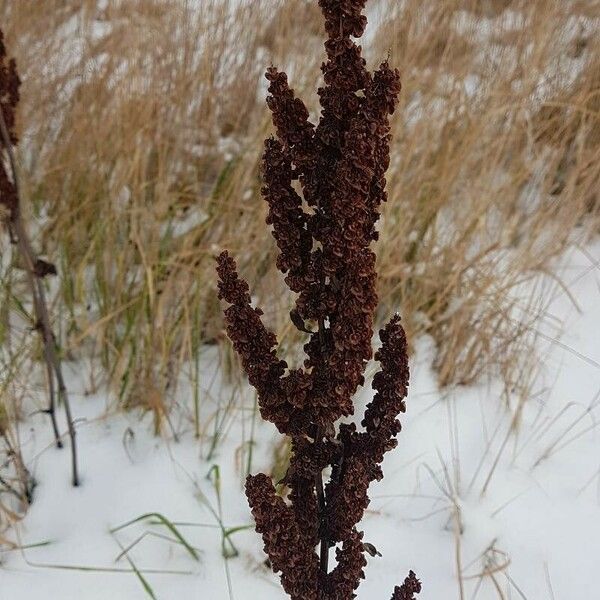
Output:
[{"xmin": 216, "ymin": 1, "xmax": 421, "ymax": 597}]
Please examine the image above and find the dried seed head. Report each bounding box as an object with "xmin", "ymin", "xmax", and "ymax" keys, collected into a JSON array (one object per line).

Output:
[
  {"xmin": 391, "ymin": 571, "xmax": 422, "ymax": 600},
  {"xmin": 0, "ymin": 28, "xmax": 21, "ymax": 219},
  {"xmin": 215, "ymin": 1, "xmax": 418, "ymax": 597}
]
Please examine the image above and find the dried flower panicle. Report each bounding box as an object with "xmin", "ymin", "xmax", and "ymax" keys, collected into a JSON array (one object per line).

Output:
[
  {"xmin": 324, "ymin": 315, "xmax": 409, "ymax": 545},
  {"xmin": 246, "ymin": 473, "xmax": 321, "ymax": 600},
  {"xmin": 216, "ymin": 1, "xmax": 420, "ymax": 598},
  {"xmin": 0, "ymin": 29, "xmax": 21, "ymax": 219},
  {"xmin": 391, "ymin": 571, "xmax": 422, "ymax": 600}
]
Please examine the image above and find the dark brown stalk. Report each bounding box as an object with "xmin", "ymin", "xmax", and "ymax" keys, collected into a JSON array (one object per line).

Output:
[
  {"xmin": 314, "ymin": 425, "xmax": 329, "ymax": 575},
  {"xmin": 0, "ymin": 31, "xmax": 79, "ymax": 486},
  {"xmin": 315, "ymin": 313, "xmax": 329, "ymax": 576}
]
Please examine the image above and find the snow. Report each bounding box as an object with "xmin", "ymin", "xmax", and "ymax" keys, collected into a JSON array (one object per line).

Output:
[{"xmin": 1, "ymin": 239, "xmax": 600, "ymax": 599}]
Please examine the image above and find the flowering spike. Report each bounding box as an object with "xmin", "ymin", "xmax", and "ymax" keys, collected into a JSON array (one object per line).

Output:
[
  {"xmin": 246, "ymin": 473, "xmax": 320, "ymax": 600},
  {"xmin": 391, "ymin": 571, "xmax": 422, "ymax": 600},
  {"xmin": 215, "ymin": 1, "xmax": 419, "ymax": 597}
]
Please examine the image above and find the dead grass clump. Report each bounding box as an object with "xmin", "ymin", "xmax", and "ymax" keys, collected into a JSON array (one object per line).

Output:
[
  {"xmin": 371, "ymin": 0, "xmax": 600, "ymax": 386},
  {"xmin": 0, "ymin": 0, "xmax": 598, "ymax": 422},
  {"xmin": 0, "ymin": 391, "xmax": 33, "ymax": 537},
  {"xmin": 0, "ymin": 0, "xmax": 320, "ymax": 426}
]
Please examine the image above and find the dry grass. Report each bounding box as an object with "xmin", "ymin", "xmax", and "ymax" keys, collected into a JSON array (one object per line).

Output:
[
  {"xmin": 0, "ymin": 0, "xmax": 598, "ymax": 432},
  {"xmin": 372, "ymin": 0, "xmax": 600, "ymax": 388}
]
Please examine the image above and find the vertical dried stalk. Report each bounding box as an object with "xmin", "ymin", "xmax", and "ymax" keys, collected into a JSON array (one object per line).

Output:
[
  {"xmin": 216, "ymin": 1, "xmax": 421, "ymax": 598},
  {"xmin": 0, "ymin": 29, "xmax": 79, "ymax": 487}
]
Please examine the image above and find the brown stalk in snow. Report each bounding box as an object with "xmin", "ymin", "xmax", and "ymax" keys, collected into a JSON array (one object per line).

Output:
[{"xmin": 0, "ymin": 28, "xmax": 79, "ymax": 487}]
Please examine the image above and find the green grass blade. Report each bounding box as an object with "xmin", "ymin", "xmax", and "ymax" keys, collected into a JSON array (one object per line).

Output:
[
  {"xmin": 114, "ymin": 539, "xmax": 158, "ymax": 600},
  {"xmin": 110, "ymin": 512, "xmax": 200, "ymax": 562}
]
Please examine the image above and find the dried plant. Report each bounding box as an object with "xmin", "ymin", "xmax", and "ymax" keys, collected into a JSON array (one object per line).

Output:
[
  {"xmin": 0, "ymin": 28, "xmax": 79, "ymax": 486},
  {"xmin": 216, "ymin": 1, "xmax": 420, "ymax": 598}
]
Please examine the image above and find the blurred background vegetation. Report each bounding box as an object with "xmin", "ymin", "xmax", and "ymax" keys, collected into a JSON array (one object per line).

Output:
[{"xmin": 0, "ymin": 0, "xmax": 598, "ymax": 455}]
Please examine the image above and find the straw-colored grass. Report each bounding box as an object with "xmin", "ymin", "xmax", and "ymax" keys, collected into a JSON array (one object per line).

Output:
[{"xmin": 0, "ymin": 0, "xmax": 598, "ymax": 446}]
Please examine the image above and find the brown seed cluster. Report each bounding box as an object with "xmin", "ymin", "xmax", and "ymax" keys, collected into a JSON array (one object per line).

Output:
[
  {"xmin": 0, "ymin": 29, "xmax": 21, "ymax": 219},
  {"xmin": 216, "ymin": 1, "xmax": 419, "ymax": 598},
  {"xmin": 324, "ymin": 315, "xmax": 409, "ymax": 545},
  {"xmin": 246, "ymin": 473, "xmax": 321, "ymax": 599},
  {"xmin": 390, "ymin": 571, "xmax": 422, "ymax": 600}
]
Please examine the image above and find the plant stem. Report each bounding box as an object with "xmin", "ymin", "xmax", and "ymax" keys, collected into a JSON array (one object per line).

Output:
[
  {"xmin": 315, "ymin": 316, "xmax": 329, "ymax": 576},
  {"xmin": 0, "ymin": 110, "xmax": 79, "ymax": 486},
  {"xmin": 315, "ymin": 454, "xmax": 329, "ymax": 574}
]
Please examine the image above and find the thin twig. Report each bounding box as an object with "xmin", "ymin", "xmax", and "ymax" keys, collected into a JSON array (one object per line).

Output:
[{"xmin": 315, "ymin": 425, "xmax": 329, "ymax": 575}]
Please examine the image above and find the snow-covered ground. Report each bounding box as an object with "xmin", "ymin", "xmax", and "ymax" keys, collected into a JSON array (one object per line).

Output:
[{"xmin": 1, "ymin": 239, "xmax": 599, "ymax": 599}]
